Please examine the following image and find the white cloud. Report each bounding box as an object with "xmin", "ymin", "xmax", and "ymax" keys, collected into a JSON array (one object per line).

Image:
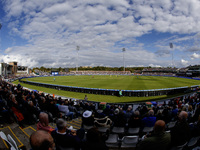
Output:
[
  {"xmin": 2, "ymin": 0, "xmax": 200, "ymax": 68},
  {"xmin": 5, "ymin": 47, "xmax": 13, "ymax": 53},
  {"xmin": 0, "ymin": 54, "xmax": 38, "ymax": 68},
  {"xmin": 188, "ymin": 47, "xmax": 200, "ymax": 52},
  {"xmin": 191, "ymin": 53, "xmax": 200, "ymax": 59},
  {"xmin": 181, "ymin": 59, "xmax": 189, "ymax": 66},
  {"xmin": 148, "ymin": 64, "xmax": 162, "ymax": 68}
]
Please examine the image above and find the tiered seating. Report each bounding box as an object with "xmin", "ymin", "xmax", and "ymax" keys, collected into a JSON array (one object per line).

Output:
[
  {"xmin": 0, "ymin": 126, "xmax": 27, "ymax": 149},
  {"xmin": 111, "ymin": 127, "xmax": 125, "ymax": 134},
  {"xmin": 0, "ymin": 117, "xmax": 82, "ymax": 149},
  {"xmin": 127, "ymin": 127, "xmax": 140, "ymax": 135},
  {"xmin": 0, "ymin": 131, "xmax": 19, "ymax": 150},
  {"xmin": 1, "ymin": 76, "xmax": 200, "ymax": 150},
  {"xmin": 105, "ymin": 134, "xmax": 119, "ymax": 148},
  {"xmin": 121, "ymin": 136, "xmax": 139, "ymax": 148}
]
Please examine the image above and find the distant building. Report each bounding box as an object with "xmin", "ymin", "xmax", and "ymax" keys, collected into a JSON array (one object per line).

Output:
[
  {"xmin": 51, "ymin": 68, "xmax": 59, "ymax": 75},
  {"xmin": 186, "ymin": 65, "xmax": 200, "ymax": 77},
  {"xmin": 9, "ymin": 62, "xmax": 18, "ymax": 74},
  {"xmin": 142, "ymin": 67, "xmax": 177, "ymax": 76},
  {"xmin": 0, "ymin": 63, "xmax": 13, "ymax": 76},
  {"xmin": 176, "ymin": 68, "xmax": 188, "ymax": 76},
  {"xmin": 81, "ymin": 66, "xmax": 92, "ymax": 68},
  {"xmin": 65, "ymin": 68, "xmax": 69, "ymax": 72},
  {"xmin": 0, "ymin": 62, "xmax": 30, "ymax": 76},
  {"xmin": 17, "ymin": 66, "xmax": 30, "ymax": 74}
]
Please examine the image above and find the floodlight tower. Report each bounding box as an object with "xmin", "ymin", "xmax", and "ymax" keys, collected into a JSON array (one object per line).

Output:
[
  {"xmin": 169, "ymin": 43, "xmax": 174, "ymax": 67},
  {"xmin": 122, "ymin": 48, "xmax": 126, "ymax": 72},
  {"xmin": 76, "ymin": 46, "xmax": 80, "ymax": 72}
]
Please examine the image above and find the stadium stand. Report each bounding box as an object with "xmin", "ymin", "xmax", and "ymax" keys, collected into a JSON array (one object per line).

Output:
[{"xmin": 1, "ymin": 75, "xmax": 200, "ymax": 149}]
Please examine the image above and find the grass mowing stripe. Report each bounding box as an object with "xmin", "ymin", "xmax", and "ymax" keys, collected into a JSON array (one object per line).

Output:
[
  {"xmin": 137, "ymin": 76, "xmax": 147, "ymax": 90},
  {"xmin": 152, "ymin": 76, "xmax": 173, "ymax": 89}
]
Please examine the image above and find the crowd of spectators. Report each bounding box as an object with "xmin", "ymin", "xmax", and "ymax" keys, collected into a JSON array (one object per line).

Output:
[
  {"xmin": 142, "ymin": 67, "xmax": 177, "ymax": 76},
  {"xmin": 33, "ymin": 69, "xmax": 51, "ymax": 76},
  {"xmin": 142, "ymin": 72, "xmax": 175, "ymax": 76},
  {"xmin": 30, "ymin": 70, "xmax": 132, "ymax": 76},
  {"xmin": 2, "ymin": 74, "xmax": 35, "ymax": 83},
  {"xmin": 70, "ymin": 71, "xmax": 131, "ymax": 75},
  {"xmin": 1, "ymin": 75, "xmax": 200, "ymax": 149}
]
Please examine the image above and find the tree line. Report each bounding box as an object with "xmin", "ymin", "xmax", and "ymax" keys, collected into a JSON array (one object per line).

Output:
[{"xmin": 32, "ymin": 66, "xmax": 147, "ymax": 73}]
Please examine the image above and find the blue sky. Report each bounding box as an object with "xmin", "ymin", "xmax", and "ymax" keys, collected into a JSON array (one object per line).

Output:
[{"xmin": 0, "ymin": 0, "xmax": 200, "ymax": 68}]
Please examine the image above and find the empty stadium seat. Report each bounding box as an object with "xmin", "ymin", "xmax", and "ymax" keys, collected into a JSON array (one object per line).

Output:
[
  {"xmin": 105, "ymin": 134, "xmax": 119, "ymax": 148},
  {"xmin": 121, "ymin": 135, "xmax": 139, "ymax": 148},
  {"xmin": 83, "ymin": 125, "xmax": 93, "ymax": 131},
  {"xmin": 97, "ymin": 127, "xmax": 109, "ymax": 133},
  {"xmin": 57, "ymin": 145, "xmax": 75, "ymax": 150},
  {"xmin": 112, "ymin": 127, "xmax": 125, "ymax": 134},
  {"xmin": 128, "ymin": 127, "xmax": 140, "ymax": 134},
  {"xmin": 7, "ymin": 134, "xmax": 18, "ymax": 150},
  {"xmin": 142, "ymin": 126, "xmax": 153, "ymax": 133},
  {"xmin": 0, "ymin": 131, "xmax": 18, "ymax": 150},
  {"xmin": 187, "ymin": 136, "xmax": 200, "ymax": 148},
  {"xmin": 170, "ymin": 142, "xmax": 188, "ymax": 150},
  {"xmin": 167, "ymin": 121, "xmax": 176, "ymax": 129},
  {"xmin": 192, "ymin": 146, "xmax": 200, "ymax": 150}
]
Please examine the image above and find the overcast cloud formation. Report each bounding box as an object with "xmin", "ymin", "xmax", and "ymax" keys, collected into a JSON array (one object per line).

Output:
[{"xmin": 0, "ymin": 0, "xmax": 200, "ymax": 68}]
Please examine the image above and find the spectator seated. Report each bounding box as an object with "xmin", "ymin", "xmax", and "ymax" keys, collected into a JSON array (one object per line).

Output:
[
  {"xmin": 138, "ymin": 120, "xmax": 171, "ymax": 150},
  {"xmin": 82, "ymin": 110, "xmax": 94, "ymax": 131},
  {"xmin": 82, "ymin": 127, "xmax": 108, "ymax": 150},
  {"xmin": 51, "ymin": 118, "xmax": 81, "ymax": 150},
  {"xmin": 37, "ymin": 112, "xmax": 55, "ymax": 133},
  {"xmin": 58, "ymin": 102, "xmax": 74, "ymax": 120}
]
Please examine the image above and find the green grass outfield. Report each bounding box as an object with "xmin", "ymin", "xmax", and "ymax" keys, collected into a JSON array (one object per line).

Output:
[
  {"xmin": 14, "ymin": 75, "xmax": 200, "ymax": 103},
  {"xmin": 23, "ymin": 75, "xmax": 200, "ymax": 90}
]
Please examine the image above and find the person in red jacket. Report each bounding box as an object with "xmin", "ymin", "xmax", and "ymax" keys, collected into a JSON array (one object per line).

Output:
[{"xmin": 37, "ymin": 112, "xmax": 55, "ymax": 133}]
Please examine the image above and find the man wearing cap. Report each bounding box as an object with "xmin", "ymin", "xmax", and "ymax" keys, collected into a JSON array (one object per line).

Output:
[
  {"xmin": 51, "ymin": 118, "xmax": 81, "ymax": 150},
  {"xmin": 82, "ymin": 110, "xmax": 94, "ymax": 127}
]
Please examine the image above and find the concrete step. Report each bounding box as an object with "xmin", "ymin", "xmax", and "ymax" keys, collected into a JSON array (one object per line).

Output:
[
  {"xmin": 12, "ymin": 126, "xmax": 31, "ymax": 150},
  {"xmin": 0, "ymin": 124, "xmax": 25, "ymax": 149},
  {"xmin": 0, "ymin": 118, "xmax": 82, "ymax": 149},
  {"xmin": 67, "ymin": 118, "xmax": 82, "ymax": 129}
]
